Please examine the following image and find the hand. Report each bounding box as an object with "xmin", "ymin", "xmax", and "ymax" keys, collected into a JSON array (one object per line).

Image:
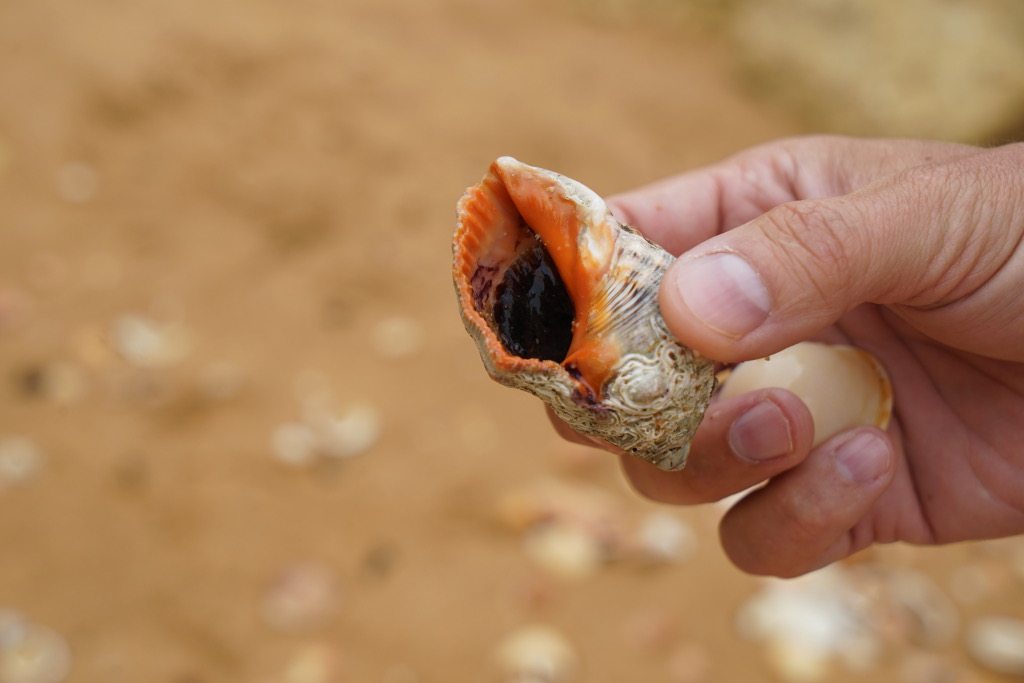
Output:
[{"xmin": 551, "ymin": 135, "xmax": 1024, "ymax": 577}]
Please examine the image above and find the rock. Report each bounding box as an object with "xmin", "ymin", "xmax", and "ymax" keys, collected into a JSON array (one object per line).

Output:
[
  {"xmin": 495, "ymin": 625, "xmax": 577, "ymax": 683},
  {"xmin": 0, "ymin": 438, "xmax": 45, "ymax": 491},
  {"xmin": 965, "ymin": 615, "xmax": 1024, "ymax": 676}
]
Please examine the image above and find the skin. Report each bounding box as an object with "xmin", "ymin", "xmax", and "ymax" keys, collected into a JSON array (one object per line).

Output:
[{"xmin": 550, "ymin": 135, "xmax": 1024, "ymax": 578}]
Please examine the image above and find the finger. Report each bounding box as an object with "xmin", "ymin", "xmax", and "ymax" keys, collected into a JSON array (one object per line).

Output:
[
  {"xmin": 545, "ymin": 406, "xmax": 601, "ymax": 448},
  {"xmin": 619, "ymin": 388, "xmax": 814, "ymax": 505},
  {"xmin": 719, "ymin": 427, "xmax": 895, "ymax": 577},
  {"xmin": 606, "ymin": 146, "xmax": 800, "ymax": 255},
  {"xmin": 607, "ymin": 136, "xmax": 979, "ymax": 257},
  {"xmin": 658, "ymin": 146, "xmax": 1020, "ymax": 362}
]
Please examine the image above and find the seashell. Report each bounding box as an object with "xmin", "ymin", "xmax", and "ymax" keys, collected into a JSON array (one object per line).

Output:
[
  {"xmin": 452, "ymin": 157, "xmax": 715, "ymax": 470},
  {"xmin": 495, "ymin": 624, "xmax": 578, "ymax": 683},
  {"xmin": 718, "ymin": 342, "xmax": 892, "ymax": 447}
]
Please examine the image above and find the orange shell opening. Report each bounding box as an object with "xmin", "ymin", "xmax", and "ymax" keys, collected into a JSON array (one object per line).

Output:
[{"xmin": 453, "ymin": 158, "xmax": 621, "ymax": 399}]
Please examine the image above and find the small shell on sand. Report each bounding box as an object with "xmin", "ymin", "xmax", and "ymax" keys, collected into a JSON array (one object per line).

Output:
[{"xmin": 495, "ymin": 625, "xmax": 577, "ymax": 683}]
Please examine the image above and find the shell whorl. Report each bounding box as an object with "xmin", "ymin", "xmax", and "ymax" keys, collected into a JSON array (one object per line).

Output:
[{"xmin": 453, "ymin": 158, "xmax": 715, "ymax": 471}]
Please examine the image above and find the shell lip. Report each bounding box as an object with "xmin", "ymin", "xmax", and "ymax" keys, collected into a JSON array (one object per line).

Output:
[
  {"xmin": 452, "ymin": 158, "xmax": 607, "ymax": 399},
  {"xmin": 452, "ymin": 164, "xmax": 567, "ymax": 380}
]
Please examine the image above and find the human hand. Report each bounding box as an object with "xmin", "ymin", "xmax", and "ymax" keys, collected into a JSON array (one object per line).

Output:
[{"xmin": 551, "ymin": 136, "xmax": 1024, "ymax": 577}]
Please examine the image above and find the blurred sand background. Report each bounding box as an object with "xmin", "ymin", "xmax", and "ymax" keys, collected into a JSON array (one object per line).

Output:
[{"xmin": 1, "ymin": 1, "xmax": 1024, "ymax": 681}]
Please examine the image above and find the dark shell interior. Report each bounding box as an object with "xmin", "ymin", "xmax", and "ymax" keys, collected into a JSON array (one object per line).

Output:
[{"xmin": 491, "ymin": 235, "xmax": 575, "ymax": 363}]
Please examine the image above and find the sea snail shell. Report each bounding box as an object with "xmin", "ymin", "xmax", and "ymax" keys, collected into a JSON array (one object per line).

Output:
[{"xmin": 452, "ymin": 157, "xmax": 716, "ymax": 471}]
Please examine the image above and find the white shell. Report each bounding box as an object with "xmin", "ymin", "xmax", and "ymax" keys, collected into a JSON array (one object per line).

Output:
[{"xmin": 718, "ymin": 342, "xmax": 892, "ymax": 447}]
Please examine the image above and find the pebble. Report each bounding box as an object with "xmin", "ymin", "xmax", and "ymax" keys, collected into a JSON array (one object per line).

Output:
[
  {"xmin": 372, "ymin": 316, "xmax": 424, "ymax": 359},
  {"xmin": 634, "ymin": 512, "xmax": 697, "ymax": 564},
  {"xmin": 495, "ymin": 625, "xmax": 577, "ymax": 683},
  {"xmin": 271, "ymin": 423, "xmax": 320, "ymax": 468},
  {"xmin": 965, "ymin": 615, "xmax": 1024, "ymax": 676},
  {"xmin": 262, "ymin": 563, "xmax": 339, "ymax": 633},
  {"xmin": 55, "ymin": 161, "xmax": 98, "ymax": 203},
  {"xmin": 111, "ymin": 315, "xmax": 190, "ymax": 367},
  {"xmin": 317, "ymin": 404, "xmax": 381, "ymax": 459},
  {"xmin": 522, "ymin": 523, "xmax": 604, "ymax": 580},
  {"xmin": 0, "ymin": 438, "xmax": 45, "ymax": 490},
  {"xmin": 0, "ymin": 611, "xmax": 72, "ymax": 683}
]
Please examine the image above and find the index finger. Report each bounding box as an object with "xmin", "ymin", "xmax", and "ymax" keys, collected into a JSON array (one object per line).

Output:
[{"xmin": 606, "ymin": 146, "xmax": 801, "ymax": 255}]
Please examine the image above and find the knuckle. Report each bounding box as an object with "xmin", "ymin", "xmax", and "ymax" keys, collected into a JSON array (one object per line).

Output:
[{"xmin": 759, "ymin": 200, "xmax": 860, "ymax": 304}]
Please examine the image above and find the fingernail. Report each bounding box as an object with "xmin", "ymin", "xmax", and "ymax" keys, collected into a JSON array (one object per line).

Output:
[
  {"xmin": 729, "ymin": 400, "xmax": 793, "ymax": 462},
  {"xmin": 672, "ymin": 252, "xmax": 771, "ymax": 338},
  {"xmin": 835, "ymin": 431, "xmax": 891, "ymax": 483}
]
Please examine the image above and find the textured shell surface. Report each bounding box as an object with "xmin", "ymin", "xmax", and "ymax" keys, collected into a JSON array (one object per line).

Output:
[{"xmin": 452, "ymin": 157, "xmax": 715, "ymax": 471}]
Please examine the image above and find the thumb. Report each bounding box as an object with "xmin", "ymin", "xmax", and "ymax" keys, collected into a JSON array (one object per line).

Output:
[{"xmin": 658, "ymin": 146, "xmax": 1023, "ymax": 362}]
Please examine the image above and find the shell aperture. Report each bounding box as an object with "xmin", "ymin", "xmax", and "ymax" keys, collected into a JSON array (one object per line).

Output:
[
  {"xmin": 453, "ymin": 157, "xmax": 716, "ymax": 471},
  {"xmin": 493, "ymin": 235, "xmax": 576, "ymax": 363}
]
